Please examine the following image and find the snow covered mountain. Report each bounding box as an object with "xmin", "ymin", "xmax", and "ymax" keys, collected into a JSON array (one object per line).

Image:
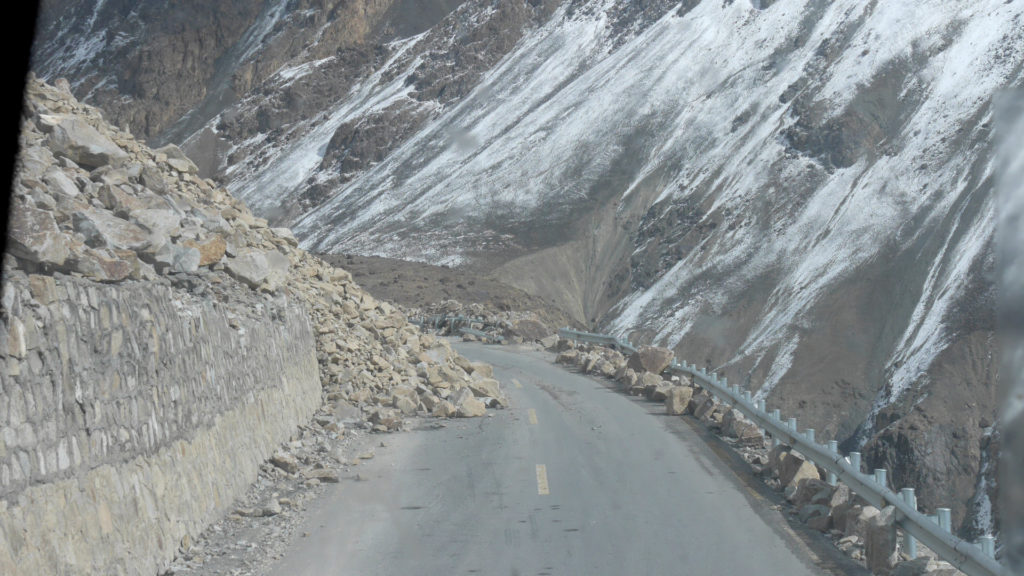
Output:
[{"xmin": 32, "ymin": 0, "xmax": 1023, "ymax": 535}]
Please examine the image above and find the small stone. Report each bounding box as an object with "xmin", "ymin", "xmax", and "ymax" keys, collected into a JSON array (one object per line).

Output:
[
  {"xmin": 305, "ymin": 469, "xmax": 339, "ymax": 483},
  {"xmin": 261, "ymin": 499, "xmax": 283, "ymax": 517}
]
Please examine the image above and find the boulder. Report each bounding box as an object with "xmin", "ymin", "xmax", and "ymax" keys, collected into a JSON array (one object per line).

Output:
[
  {"xmin": 432, "ymin": 400, "xmax": 457, "ymax": 418},
  {"xmin": 73, "ymin": 207, "xmax": 154, "ymax": 252},
  {"xmin": 97, "ymin": 184, "xmax": 144, "ymax": 216},
  {"xmin": 182, "ymin": 235, "xmax": 226, "ymax": 266},
  {"xmin": 779, "ymin": 450, "xmax": 822, "ymax": 489},
  {"xmin": 592, "ymin": 359, "xmax": 613, "ymax": 378},
  {"xmin": 865, "ymin": 506, "xmax": 899, "ymax": 575},
  {"xmin": 692, "ymin": 391, "xmax": 718, "ymax": 419},
  {"xmin": 649, "ymin": 384, "xmax": 671, "ymax": 402},
  {"xmin": 829, "ymin": 482, "xmax": 852, "ymax": 509},
  {"xmin": 509, "ymin": 318, "xmax": 549, "ymax": 341},
  {"xmin": 806, "ymin": 513, "xmax": 833, "ymax": 532},
  {"xmin": 305, "ymin": 469, "xmax": 340, "ymax": 483},
  {"xmin": 456, "ymin": 395, "xmax": 486, "ymax": 418},
  {"xmin": 788, "ymin": 478, "xmax": 833, "ymax": 507},
  {"xmin": 69, "ymin": 246, "xmax": 136, "ymax": 282},
  {"xmin": 42, "ymin": 168, "xmax": 80, "ymax": 198},
  {"xmin": 470, "ymin": 362, "xmax": 493, "ymax": 378},
  {"xmin": 626, "ymin": 345, "xmax": 674, "ymax": 375},
  {"xmin": 733, "ymin": 421, "xmax": 765, "ymax": 447},
  {"xmin": 798, "ymin": 503, "xmax": 831, "ymax": 523},
  {"xmin": 368, "ymin": 408, "xmax": 402, "ymax": 430},
  {"xmin": 270, "ymin": 227, "xmax": 299, "ymax": 247},
  {"xmin": 225, "ymin": 249, "xmax": 271, "ymax": 288},
  {"xmin": 453, "ymin": 355, "xmax": 474, "ymax": 374},
  {"xmin": 468, "ymin": 378, "xmax": 502, "ymax": 400},
  {"xmin": 619, "ymin": 367, "xmax": 638, "ymax": 388},
  {"xmin": 891, "ymin": 557, "xmax": 932, "ymax": 576},
  {"xmin": 153, "ymin": 243, "xmax": 200, "ymax": 274},
  {"xmin": 556, "ymin": 350, "xmax": 580, "ymax": 365},
  {"xmin": 41, "ymin": 114, "xmax": 128, "ymax": 168},
  {"xmin": 156, "ymin": 144, "xmax": 198, "ymax": 174},
  {"xmin": 7, "ymin": 202, "xmax": 70, "ymax": 266},
  {"xmin": 131, "ymin": 208, "xmax": 182, "ymax": 239},
  {"xmin": 665, "ymin": 386, "xmax": 694, "ymax": 415},
  {"xmin": 394, "ymin": 396, "xmax": 418, "ymax": 415},
  {"xmin": 847, "ymin": 505, "xmax": 882, "ymax": 541},
  {"xmin": 269, "ymin": 451, "xmax": 300, "ymax": 474},
  {"xmin": 554, "ymin": 338, "xmax": 574, "ymax": 352},
  {"xmin": 540, "ymin": 335, "xmax": 559, "ymax": 349}
]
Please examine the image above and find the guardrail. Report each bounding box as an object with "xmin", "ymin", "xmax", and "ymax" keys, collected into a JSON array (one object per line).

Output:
[{"xmin": 558, "ymin": 327, "xmax": 1008, "ymax": 576}]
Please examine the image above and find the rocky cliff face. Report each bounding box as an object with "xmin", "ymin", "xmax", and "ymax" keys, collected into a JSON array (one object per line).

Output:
[{"xmin": 31, "ymin": 0, "xmax": 1019, "ymax": 535}]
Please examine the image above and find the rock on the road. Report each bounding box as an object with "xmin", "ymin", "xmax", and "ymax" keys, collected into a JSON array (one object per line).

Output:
[{"xmin": 626, "ymin": 345, "xmax": 674, "ymax": 375}]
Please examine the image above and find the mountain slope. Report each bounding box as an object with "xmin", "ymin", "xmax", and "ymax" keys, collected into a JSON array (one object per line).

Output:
[{"xmin": 31, "ymin": 0, "xmax": 1021, "ymax": 535}]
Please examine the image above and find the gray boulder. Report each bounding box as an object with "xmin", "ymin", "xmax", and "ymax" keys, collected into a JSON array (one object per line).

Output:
[
  {"xmin": 43, "ymin": 168, "xmax": 80, "ymax": 198},
  {"xmin": 41, "ymin": 114, "xmax": 128, "ymax": 169},
  {"xmin": 153, "ymin": 243, "xmax": 200, "ymax": 274},
  {"xmin": 7, "ymin": 202, "xmax": 70, "ymax": 266},
  {"xmin": 225, "ymin": 249, "xmax": 271, "ymax": 288},
  {"xmin": 73, "ymin": 207, "xmax": 153, "ymax": 252}
]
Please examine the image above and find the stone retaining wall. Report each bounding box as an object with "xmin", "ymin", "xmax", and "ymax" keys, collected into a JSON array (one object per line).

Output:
[{"xmin": 0, "ymin": 272, "xmax": 321, "ymax": 575}]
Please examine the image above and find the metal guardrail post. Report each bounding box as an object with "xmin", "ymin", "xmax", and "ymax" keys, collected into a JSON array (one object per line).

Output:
[
  {"xmin": 827, "ymin": 441, "xmax": 839, "ymax": 486},
  {"xmin": 938, "ymin": 508, "xmax": 952, "ymax": 532},
  {"xmin": 875, "ymin": 469, "xmax": 888, "ymax": 489},
  {"xmin": 805, "ymin": 428, "xmax": 815, "ymax": 443},
  {"xmin": 849, "ymin": 452, "xmax": 861, "ymax": 474},
  {"xmin": 980, "ymin": 536, "xmax": 995, "ymax": 558},
  {"xmin": 901, "ymin": 488, "xmax": 919, "ymax": 558}
]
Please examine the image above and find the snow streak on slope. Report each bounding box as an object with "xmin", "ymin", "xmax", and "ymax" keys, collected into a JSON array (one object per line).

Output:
[
  {"xmin": 222, "ymin": 0, "xmax": 1017, "ymax": 446},
  {"xmin": 228, "ymin": 33, "xmax": 432, "ymax": 216}
]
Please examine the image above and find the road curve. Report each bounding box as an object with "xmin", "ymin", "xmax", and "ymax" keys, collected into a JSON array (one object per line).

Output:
[{"xmin": 265, "ymin": 342, "xmax": 866, "ymax": 576}]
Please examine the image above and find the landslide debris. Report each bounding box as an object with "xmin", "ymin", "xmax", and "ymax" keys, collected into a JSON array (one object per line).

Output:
[{"xmin": 9, "ymin": 73, "xmax": 508, "ymax": 438}]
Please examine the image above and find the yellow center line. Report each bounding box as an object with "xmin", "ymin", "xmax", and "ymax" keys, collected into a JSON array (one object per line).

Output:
[
  {"xmin": 513, "ymin": 379, "xmax": 523, "ymax": 388},
  {"xmin": 528, "ymin": 409, "xmax": 538, "ymax": 425},
  {"xmin": 536, "ymin": 464, "xmax": 550, "ymax": 495}
]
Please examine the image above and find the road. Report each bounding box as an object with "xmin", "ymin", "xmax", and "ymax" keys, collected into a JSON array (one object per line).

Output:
[{"xmin": 266, "ymin": 342, "xmax": 866, "ymax": 576}]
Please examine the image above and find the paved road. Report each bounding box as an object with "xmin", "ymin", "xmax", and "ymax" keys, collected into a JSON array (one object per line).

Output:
[{"xmin": 266, "ymin": 343, "xmax": 866, "ymax": 576}]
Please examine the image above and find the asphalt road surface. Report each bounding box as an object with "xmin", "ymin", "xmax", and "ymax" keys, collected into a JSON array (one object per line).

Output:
[{"xmin": 266, "ymin": 342, "xmax": 867, "ymax": 576}]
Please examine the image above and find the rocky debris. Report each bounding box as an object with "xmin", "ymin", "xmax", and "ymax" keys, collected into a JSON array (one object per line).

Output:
[
  {"xmin": 545, "ymin": 339, "xmax": 967, "ymax": 576},
  {"xmin": 6, "ymin": 75, "xmax": 511, "ymax": 575},
  {"xmin": 406, "ymin": 299, "xmax": 562, "ymax": 345},
  {"xmin": 9, "ymin": 76, "xmax": 505, "ymax": 434}
]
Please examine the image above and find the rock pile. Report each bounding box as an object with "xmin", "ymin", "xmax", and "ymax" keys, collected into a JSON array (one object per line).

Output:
[
  {"xmin": 408, "ymin": 299, "xmax": 555, "ymax": 345},
  {"xmin": 547, "ymin": 336, "xmax": 966, "ymax": 576},
  {"xmin": 7, "ymin": 75, "xmax": 506, "ymax": 429}
]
